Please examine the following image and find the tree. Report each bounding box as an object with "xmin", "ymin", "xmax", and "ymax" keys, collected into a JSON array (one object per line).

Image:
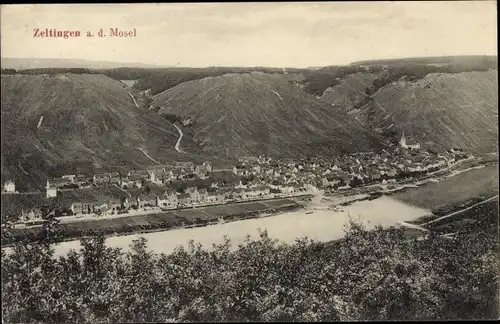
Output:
[{"xmin": 1, "ymin": 219, "xmax": 498, "ymax": 322}]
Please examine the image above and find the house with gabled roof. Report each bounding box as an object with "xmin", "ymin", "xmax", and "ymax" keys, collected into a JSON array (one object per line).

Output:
[
  {"xmin": 174, "ymin": 161, "xmax": 195, "ymax": 172},
  {"xmin": 197, "ymin": 188, "xmax": 208, "ymax": 203},
  {"xmin": 195, "ymin": 164, "xmax": 210, "ymax": 179},
  {"xmin": 93, "ymin": 173, "xmax": 110, "ymax": 185},
  {"xmin": 109, "ymin": 172, "xmax": 121, "ymax": 185},
  {"xmin": 177, "ymin": 193, "xmax": 192, "ymax": 207},
  {"xmin": 137, "ymin": 194, "xmax": 159, "ymax": 209},
  {"xmin": 21, "ymin": 208, "xmax": 42, "ymax": 221},
  {"xmin": 3, "ymin": 180, "xmax": 16, "ymax": 193},
  {"xmin": 186, "ymin": 186, "xmax": 200, "ymax": 203}
]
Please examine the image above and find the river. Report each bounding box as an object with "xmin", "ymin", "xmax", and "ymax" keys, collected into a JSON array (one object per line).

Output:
[{"xmin": 45, "ymin": 195, "xmax": 429, "ymax": 257}]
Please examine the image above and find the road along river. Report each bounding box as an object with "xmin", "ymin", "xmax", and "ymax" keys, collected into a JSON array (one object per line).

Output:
[
  {"xmin": 37, "ymin": 195, "xmax": 429, "ymax": 258},
  {"xmin": 5, "ymin": 160, "xmax": 495, "ymax": 258}
]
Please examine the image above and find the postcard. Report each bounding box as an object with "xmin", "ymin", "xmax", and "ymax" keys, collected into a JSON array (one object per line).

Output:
[{"xmin": 1, "ymin": 2, "xmax": 498, "ymax": 322}]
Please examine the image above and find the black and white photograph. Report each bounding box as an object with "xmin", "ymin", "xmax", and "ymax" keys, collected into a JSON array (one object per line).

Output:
[{"xmin": 1, "ymin": 2, "xmax": 498, "ymax": 322}]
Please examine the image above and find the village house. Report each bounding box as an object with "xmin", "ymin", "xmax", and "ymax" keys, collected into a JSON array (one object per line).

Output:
[
  {"xmin": 109, "ymin": 172, "xmax": 121, "ymax": 185},
  {"xmin": 239, "ymin": 156, "xmax": 259, "ymax": 165},
  {"xmin": 61, "ymin": 175, "xmax": 76, "ymax": 183},
  {"xmin": 21, "ymin": 209, "xmax": 42, "ymax": 221},
  {"xmin": 186, "ymin": 187, "xmax": 200, "ymax": 204},
  {"xmin": 3, "ymin": 180, "xmax": 16, "ymax": 193},
  {"xmin": 251, "ymin": 163, "xmax": 262, "ymax": 174},
  {"xmin": 92, "ymin": 202, "xmax": 109, "ymax": 215},
  {"xmin": 74, "ymin": 175, "xmax": 88, "ymax": 186},
  {"xmin": 137, "ymin": 194, "xmax": 158, "ymax": 209},
  {"xmin": 322, "ymin": 176, "xmax": 340, "ymax": 188},
  {"xmin": 174, "ymin": 161, "xmax": 195, "ymax": 172},
  {"xmin": 177, "ymin": 193, "xmax": 192, "ymax": 207},
  {"xmin": 107, "ymin": 198, "xmax": 122, "ymax": 214},
  {"xmin": 71, "ymin": 201, "xmax": 99, "ymax": 215},
  {"xmin": 147, "ymin": 166, "xmax": 173, "ymax": 184},
  {"xmin": 233, "ymin": 165, "xmax": 249, "ymax": 176},
  {"xmin": 159, "ymin": 190, "xmax": 178, "ymax": 208},
  {"xmin": 119, "ymin": 176, "xmax": 134, "ymax": 189},
  {"xmin": 128, "ymin": 170, "xmax": 150, "ymax": 180},
  {"xmin": 264, "ymin": 168, "xmax": 274, "ymax": 176},
  {"xmin": 233, "ymin": 188, "xmax": 246, "ymax": 200},
  {"xmin": 234, "ymin": 180, "xmax": 248, "ymax": 189},
  {"xmin": 408, "ymin": 164, "xmax": 423, "ymax": 173},
  {"xmin": 146, "ymin": 166, "xmax": 166, "ymax": 175},
  {"xmin": 257, "ymin": 155, "xmax": 272, "ymax": 164},
  {"xmin": 198, "ymin": 188, "xmax": 208, "ymax": 203},
  {"xmin": 195, "ymin": 164, "xmax": 210, "ymax": 179},
  {"xmin": 207, "ymin": 190, "xmax": 227, "ymax": 204},
  {"xmin": 248, "ymin": 186, "xmax": 270, "ymax": 199},
  {"xmin": 172, "ymin": 167, "xmax": 189, "ymax": 180},
  {"xmin": 48, "ymin": 177, "xmax": 73, "ymax": 188},
  {"xmin": 129, "ymin": 174, "xmax": 144, "ymax": 188},
  {"xmin": 120, "ymin": 197, "xmax": 131, "ymax": 209},
  {"xmin": 93, "ymin": 173, "xmax": 110, "ymax": 185},
  {"xmin": 280, "ymin": 185, "xmax": 296, "ymax": 195},
  {"xmin": 203, "ymin": 161, "xmax": 213, "ymax": 172},
  {"xmin": 45, "ymin": 180, "xmax": 58, "ymax": 198}
]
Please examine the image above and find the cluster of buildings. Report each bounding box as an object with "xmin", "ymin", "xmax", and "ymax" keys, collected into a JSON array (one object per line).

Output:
[
  {"xmin": 18, "ymin": 181, "xmax": 307, "ymax": 222},
  {"xmin": 230, "ymin": 145, "xmax": 470, "ymax": 192},
  {"xmin": 5, "ymin": 134, "xmax": 472, "ymax": 222},
  {"xmin": 43, "ymin": 161, "xmax": 213, "ymax": 198}
]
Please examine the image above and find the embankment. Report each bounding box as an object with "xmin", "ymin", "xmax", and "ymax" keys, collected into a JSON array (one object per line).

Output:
[{"xmin": 3, "ymin": 198, "xmax": 303, "ymax": 245}]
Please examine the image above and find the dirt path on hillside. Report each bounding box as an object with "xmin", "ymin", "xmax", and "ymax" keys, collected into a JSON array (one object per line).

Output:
[
  {"xmin": 137, "ymin": 147, "xmax": 164, "ymax": 166},
  {"xmin": 173, "ymin": 123, "xmax": 184, "ymax": 153}
]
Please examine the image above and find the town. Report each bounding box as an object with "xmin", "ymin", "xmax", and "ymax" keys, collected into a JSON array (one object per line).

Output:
[{"xmin": 2, "ymin": 134, "xmax": 473, "ymax": 224}]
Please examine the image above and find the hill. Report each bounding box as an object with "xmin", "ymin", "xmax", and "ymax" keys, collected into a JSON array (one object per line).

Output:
[
  {"xmin": 350, "ymin": 55, "xmax": 497, "ymax": 67},
  {"xmin": 152, "ymin": 72, "xmax": 386, "ymax": 158},
  {"xmin": 132, "ymin": 67, "xmax": 306, "ymax": 96},
  {"xmin": 320, "ymin": 72, "xmax": 379, "ymax": 108},
  {"xmin": 0, "ymin": 73, "xmax": 215, "ymax": 190},
  {"xmin": 348, "ymin": 70, "xmax": 498, "ymax": 153},
  {"xmin": 299, "ymin": 55, "xmax": 497, "ymax": 98}
]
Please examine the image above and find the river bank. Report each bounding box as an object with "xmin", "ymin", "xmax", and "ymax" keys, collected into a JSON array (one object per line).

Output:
[
  {"xmin": 9, "ymin": 195, "xmax": 429, "ymax": 258},
  {"xmin": 3, "ymin": 198, "xmax": 304, "ymax": 246}
]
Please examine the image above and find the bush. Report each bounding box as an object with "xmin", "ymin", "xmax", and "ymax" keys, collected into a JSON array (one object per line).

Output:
[{"xmin": 1, "ymin": 218, "xmax": 498, "ymax": 322}]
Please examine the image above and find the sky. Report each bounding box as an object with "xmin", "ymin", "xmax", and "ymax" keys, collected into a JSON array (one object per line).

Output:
[{"xmin": 1, "ymin": 2, "xmax": 497, "ymax": 68}]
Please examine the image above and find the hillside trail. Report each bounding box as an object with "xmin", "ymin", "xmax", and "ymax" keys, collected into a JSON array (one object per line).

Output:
[
  {"xmin": 271, "ymin": 90, "xmax": 283, "ymax": 100},
  {"xmin": 37, "ymin": 116, "xmax": 44, "ymax": 128},
  {"xmin": 18, "ymin": 163, "xmax": 29, "ymax": 175},
  {"xmin": 173, "ymin": 123, "xmax": 184, "ymax": 153},
  {"xmin": 127, "ymin": 91, "xmax": 140, "ymax": 108},
  {"xmin": 137, "ymin": 147, "xmax": 164, "ymax": 167}
]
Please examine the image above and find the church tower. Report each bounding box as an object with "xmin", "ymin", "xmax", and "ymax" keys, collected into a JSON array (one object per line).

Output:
[{"xmin": 399, "ymin": 130, "xmax": 407, "ymax": 148}]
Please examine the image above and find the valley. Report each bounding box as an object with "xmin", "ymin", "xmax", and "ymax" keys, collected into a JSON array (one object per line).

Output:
[{"xmin": 1, "ymin": 3, "xmax": 498, "ymax": 322}]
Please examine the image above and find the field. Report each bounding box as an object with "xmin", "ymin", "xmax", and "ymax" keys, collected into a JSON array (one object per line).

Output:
[
  {"xmin": 6, "ymin": 198, "xmax": 301, "ymax": 244},
  {"xmin": 394, "ymin": 164, "xmax": 498, "ymax": 210}
]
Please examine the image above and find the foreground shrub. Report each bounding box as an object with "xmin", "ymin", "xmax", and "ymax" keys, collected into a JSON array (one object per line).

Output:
[{"xmin": 1, "ymin": 220, "xmax": 498, "ymax": 322}]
